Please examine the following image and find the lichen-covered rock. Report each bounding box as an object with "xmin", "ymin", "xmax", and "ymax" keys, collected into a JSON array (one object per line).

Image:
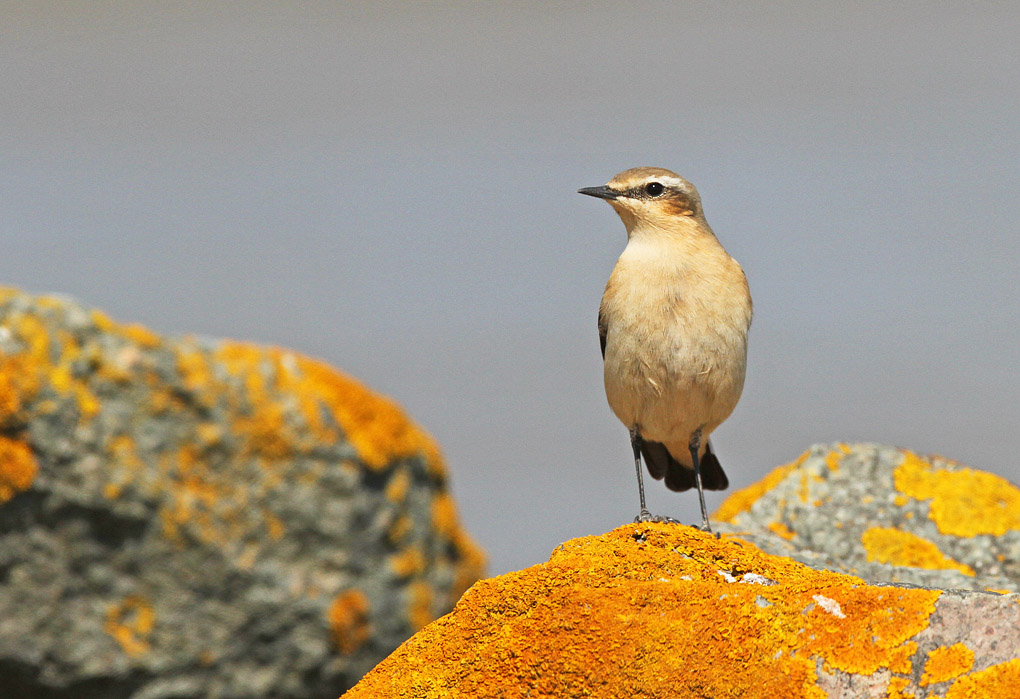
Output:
[
  {"xmin": 0, "ymin": 288, "xmax": 484, "ymax": 698},
  {"xmin": 344, "ymin": 444, "xmax": 1020, "ymax": 698},
  {"xmin": 342, "ymin": 524, "xmax": 1020, "ymax": 699},
  {"xmin": 714, "ymin": 443, "xmax": 1020, "ymax": 593}
]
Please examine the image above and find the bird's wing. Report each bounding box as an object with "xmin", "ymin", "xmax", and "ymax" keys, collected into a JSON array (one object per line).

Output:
[{"xmin": 597, "ymin": 306, "xmax": 607, "ymax": 359}]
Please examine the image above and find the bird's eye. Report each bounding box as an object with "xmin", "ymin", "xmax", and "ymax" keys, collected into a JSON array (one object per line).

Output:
[{"xmin": 644, "ymin": 182, "xmax": 664, "ymax": 197}]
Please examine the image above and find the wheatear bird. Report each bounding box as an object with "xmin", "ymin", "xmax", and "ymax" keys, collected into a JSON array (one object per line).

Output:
[{"xmin": 579, "ymin": 167, "xmax": 752, "ymax": 532}]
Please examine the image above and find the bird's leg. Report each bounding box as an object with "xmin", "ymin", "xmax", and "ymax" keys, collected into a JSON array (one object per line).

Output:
[
  {"xmin": 630, "ymin": 426, "xmax": 653, "ymax": 522},
  {"xmin": 689, "ymin": 428, "xmax": 714, "ymax": 534}
]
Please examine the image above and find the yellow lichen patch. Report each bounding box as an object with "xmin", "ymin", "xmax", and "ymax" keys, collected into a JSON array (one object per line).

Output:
[
  {"xmin": 884, "ymin": 676, "xmax": 913, "ymax": 699},
  {"xmin": 89, "ymin": 309, "xmax": 115, "ymax": 332},
  {"xmin": 407, "ymin": 581, "xmax": 434, "ymax": 631},
  {"xmin": 799, "ymin": 469, "xmax": 823, "ymax": 503},
  {"xmin": 232, "ymin": 400, "xmax": 294, "ymax": 460},
  {"xmin": 385, "ymin": 468, "xmax": 411, "ymax": 503},
  {"xmin": 0, "ymin": 436, "xmax": 37, "ymax": 503},
  {"xmin": 288, "ymin": 352, "xmax": 444, "ymax": 473},
  {"xmin": 825, "ymin": 443, "xmax": 851, "ymax": 471},
  {"xmin": 328, "ymin": 589, "xmax": 371, "ymax": 655},
  {"xmin": 104, "ymin": 596, "xmax": 155, "ymax": 657},
  {"xmin": 344, "ymin": 524, "xmax": 940, "ymax": 698},
  {"xmin": 861, "ymin": 527, "xmax": 975, "ymax": 576},
  {"xmin": 945, "ymin": 658, "xmax": 1020, "ymax": 699},
  {"xmin": 894, "ymin": 494, "xmax": 910, "ymax": 507},
  {"xmin": 894, "ymin": 451, "xmax": 1020, "ymax": 537},
  {"xmin": 116, "ymin": 322, "xmax": 161, "ymax": 348},
  {"xmin": 0, "ymin": 323, "xmax": 47, "ymax": 422},
  {"xmin": 175, "ymin": 346, "xmax": 215, "ymax": 394},
  {"xmin": 920, "ymin": 643, "xmax": 974, "ymax": 686},
  {"xmin": 768, "ymin": 520, "xmax": 797, "ymax": 541},
  {"xmin": 105, "ymin": 435, "xmax": 145, "ymax": 499},
  {"xmin": 431, "ymin": 493, "xmax": 459, "ymax": 538},
  {"xmin": 74, "ymin": 383, "xmax": 100, "ymax": 419},
  {"xmin": 388, "ymin": 514, "xmax": 413, "ymax": 545},
  {"xmin": 714, "ymin": 451, "xmax": 809, "ymax": 523},
  {"xmin": 264, "ymin": 510, "xmax": 285, "ymax": 540},
  {"xmin": 159, "ymin": 445, "xmax": 245, "ymax": 547},
  {"xmin": 390, "ymin": 547, "xmax": 426, "ymax": 578}
]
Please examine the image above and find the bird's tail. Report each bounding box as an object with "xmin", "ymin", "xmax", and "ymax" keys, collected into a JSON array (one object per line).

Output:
[{"xmin": 640, "ymin": 439, "xmax": 729, "ymax": 492}]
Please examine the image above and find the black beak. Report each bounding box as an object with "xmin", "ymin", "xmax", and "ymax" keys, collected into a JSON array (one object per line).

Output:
[{"xmin": 577, "ymin": 185, "xmax": 620, "ymax": 200}]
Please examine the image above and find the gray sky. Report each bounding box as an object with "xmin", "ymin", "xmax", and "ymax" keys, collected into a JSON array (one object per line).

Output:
[{"xmin": 3, "ymin": 2, "xmax": 1019, "ymax": 574}]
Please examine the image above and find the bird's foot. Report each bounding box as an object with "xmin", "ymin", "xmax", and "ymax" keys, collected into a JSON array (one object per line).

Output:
[
  {"xmin": 690, "ymin": 519, "xmax": 721, "ymax": 538},
  {"xmin": 634, "ymin": 509, "xmax": 681, "ymax": 524}
]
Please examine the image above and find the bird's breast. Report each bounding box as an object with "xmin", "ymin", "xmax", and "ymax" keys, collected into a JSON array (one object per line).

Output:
[{"xmin": 599, "ymin": 239, "xmax": 751, "ymax": 437}]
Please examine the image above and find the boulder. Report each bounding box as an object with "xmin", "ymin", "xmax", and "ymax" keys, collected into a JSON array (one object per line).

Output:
[
  {"xmin": 715, "ymin": 443, "xmax": 1020, "ymax": 593},
  {"xmin": 0, "ymin": 288, "xmax": 484, "ymax": 698},
  {"xmin": 344, "ymin": 445, "xmax": 1020, "ymax": 698}
]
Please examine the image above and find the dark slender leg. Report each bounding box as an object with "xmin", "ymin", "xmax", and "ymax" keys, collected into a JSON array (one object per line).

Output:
[
  {"xmin": 688, "ymin": 427, "xmax": 713, "ymax": 533},
  {"xmin": 630, "ymin": 426, "xmax": 652, "ymax": 522}
]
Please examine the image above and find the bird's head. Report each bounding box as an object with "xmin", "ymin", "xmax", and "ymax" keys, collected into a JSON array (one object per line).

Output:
[{"xmin": 578, "ymin": 167, "xmax": 704, "ymax": 236}]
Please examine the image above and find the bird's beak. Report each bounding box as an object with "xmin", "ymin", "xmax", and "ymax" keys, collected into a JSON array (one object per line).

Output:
[{"xmin": 578, "ymin": 185, "xmax": 620, "ymax": 200}]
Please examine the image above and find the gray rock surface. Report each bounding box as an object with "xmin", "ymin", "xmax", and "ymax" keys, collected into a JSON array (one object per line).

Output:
[
  {"xmin": 0, "ymin": 289, "xmax": 484, "ymax": 698},
  {"xmin": 715, "ymin": 442, "xmax": 1020, "ymax": 593}
]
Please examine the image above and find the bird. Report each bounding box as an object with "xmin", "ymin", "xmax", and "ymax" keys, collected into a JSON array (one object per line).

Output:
[{"xmin": 579, "ymin": 167, "xmax": 752, "ymax": 532}]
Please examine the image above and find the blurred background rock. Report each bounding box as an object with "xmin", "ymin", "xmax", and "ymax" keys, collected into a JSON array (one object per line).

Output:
[{"xmin": 0, "ymin": 290, "xmax": 483, "ymax": 697}]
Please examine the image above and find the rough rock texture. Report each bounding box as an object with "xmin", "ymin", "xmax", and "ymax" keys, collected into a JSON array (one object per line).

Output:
[
  {"xmin": 344, "ymin": 445, "xmax": 1020, "ymax": 698},
  {"xmin": 0, "ymin": 289, "xmax": 484, "ymax": 698},
  {"xmin": 714, "ymin": 443, "xmax": 1020, "ymax": 593}
]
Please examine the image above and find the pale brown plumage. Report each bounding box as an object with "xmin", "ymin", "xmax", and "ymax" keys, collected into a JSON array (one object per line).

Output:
[{"xmin": 580, "ymin": 167, "xmax": 752, "ymax": 529}]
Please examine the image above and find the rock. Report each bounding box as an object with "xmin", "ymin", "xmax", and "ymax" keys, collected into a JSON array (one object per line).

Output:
[
  {"xmin": 0, "ymin": 288, "xmax": 484, "ymax": 698},
  {"xmin": 343, "ymin": 445, "xmax": 1020, "ymax": 698},
  {"xmin": 714, "ymin": 443, "xmax": 1020, "ymax": 592}
]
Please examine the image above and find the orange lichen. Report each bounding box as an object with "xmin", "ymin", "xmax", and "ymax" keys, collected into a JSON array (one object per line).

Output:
[
  {"xmin": 921, "ymin": 643, "xmax": 974, "ymax": 686},
  {"xmin": 768, "ymin": 520, "xmax": 796, "ymax": 540},
  {"xmin": 175, "ymin": 346, "xmax": 215, "ymax": 394},
  {"xmin": 328, "ymin": 589, "xmax": 371, "ymax": 655},
  {"xmin": 431, "ymin": 493, "xmax": 463, "ymax": 540},
  {"xmin": 799, "ymin": 470, "xmax": 821, "ymax": 503},
  {"xmin": 205, "ymin": 341, "xmax": 446, "ymax": 476},
  {"xmin": 884, "ymin": 676, "xmax": 914, "ymax": 699},
  {"xmin": 104, "ymin": 596, "xmax": 155, "ymax": 657},
  {"xmin": 390, "ymin": 547, "xmax": 426, "ymax": 578},
  {"xmin": 861, "ymin": 527, "xmax": 975, "ymax": 576},
  {"xmin": 89, "ymin": 309, "xmax": 115, "ymax": 332},
  {"xmin": 344, "ymin": 524, "xmax": 940, "ymax": 698},
  {"xmin": 264, "ymin": 511, "xmax": 285, "ymax": 540},
  {"xmin": 288, "ymin": 352, "xmax": 444, "ymax": 473},
  {"xmin": 159, "ymin": 445, "xmax": 246, "ymax": 546},
  {"xmin": 893, "ymin": 451, "xmax": 1020, "ymax": 537},
  {"xmin": 116, "ymin": 322, "xmax": 161, "ymax": 348},
  {"xmin": 714, "ymin": 450, "xmax": 809, "ymax": 523},
  {"xmin": 385, "ymin": 468, "xmax": 411, "ymax": 503},
  {"xmin": 0, "ymin": 436, "xmax": 37, "ymax": 503},
  {"xmin": 945, "ymin": 658, "xmax": 1020, "ymax": 699},
  {"xmin": 825, "ymin": 443, "xmax": 850, "ymax": 471},
  {"xmin": 407, "ymin": 581, "xmax": 434, "ymax": 632},
  {"xmin": 389, "ymin": 514, "xmax": 413, "ymax": 545}
]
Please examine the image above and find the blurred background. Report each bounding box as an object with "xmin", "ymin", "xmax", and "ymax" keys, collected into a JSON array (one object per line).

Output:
[{"xmin": 2, "ymin": 2, "xmax": 1018, "ymax": 575}]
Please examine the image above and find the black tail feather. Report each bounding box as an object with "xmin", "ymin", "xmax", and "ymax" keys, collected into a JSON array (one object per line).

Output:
[
  {"xmin": 639, "ymin": 439, "xmax": 672, "ymax": 482},
  {"xmin": 697, "ymin": 441, "xmax": 729, "ymax": 491},
  {"xmin": 641, "ymin": 438, "xmax": 729, "ymax": 492}
]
